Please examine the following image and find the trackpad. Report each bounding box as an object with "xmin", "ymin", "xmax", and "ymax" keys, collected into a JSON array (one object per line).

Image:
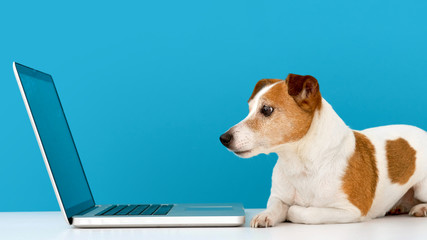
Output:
[{"xmin": 185, "ymin": 206, "xmax": 233, "ymax": 211}]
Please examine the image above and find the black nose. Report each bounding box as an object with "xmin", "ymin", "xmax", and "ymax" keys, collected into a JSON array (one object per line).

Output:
[{"xmin": 220, "ymin": 132, "xmax": 233, "ymax": 147}]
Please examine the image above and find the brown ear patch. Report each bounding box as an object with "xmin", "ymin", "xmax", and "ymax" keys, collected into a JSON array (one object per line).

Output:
[
  {"xmin": 248, "ymin": 79, "xmax": 282, "ymax": 102},
  {"xmin": 285, "ymin": 74, "xmax": 322, "ymax": 112},
  {"xmin": 386, "ymin": 138, "xmax": 416, "ymax": 185},
  {"xmin": 342, "ymin": 131, "xmax": 378, "ymax": 216}
]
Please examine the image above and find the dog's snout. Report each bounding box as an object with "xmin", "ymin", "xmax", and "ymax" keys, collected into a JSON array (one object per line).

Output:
[{"xmin": 220, "ymin": 132, "xmax": 233, "ymax": 147}]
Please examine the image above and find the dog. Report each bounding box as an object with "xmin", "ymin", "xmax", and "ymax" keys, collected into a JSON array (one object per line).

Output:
[{"xmin": 220, "ymin": 74, "xmax": 427, "ymax": 227}]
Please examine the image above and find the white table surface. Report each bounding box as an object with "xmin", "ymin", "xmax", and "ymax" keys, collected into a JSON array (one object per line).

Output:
[{"xmin": 0, "ymin": 209, "xmax": 426, "ymax": 240}]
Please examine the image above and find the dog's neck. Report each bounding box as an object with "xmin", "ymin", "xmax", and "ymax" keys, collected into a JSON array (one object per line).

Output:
[{"xmin": 274, "ymin": 99, "xmax": 355, "ymax": 175}]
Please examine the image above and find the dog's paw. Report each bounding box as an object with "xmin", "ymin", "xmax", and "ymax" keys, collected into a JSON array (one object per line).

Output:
[
  {"xmin": 250, "ymin": 212, "xmax": 277, "ymax": 228},
  {"xmin": 409, "ymin": 204, "xmax": 427, "ymax": 217}
]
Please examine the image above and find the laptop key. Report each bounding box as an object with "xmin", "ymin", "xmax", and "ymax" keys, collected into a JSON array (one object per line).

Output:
[
  {"xmin": 102, "ymin": 205, "xmax": 127, "ymax": 215},
  {"xmin": 141, "ymin": 204, "xmax": 160, "ymax": 215},
  {"xmin": 129, "ymin": 204, "xmax": 150, "ymax": 215},
  {"xmin": 116, "ymin": 205, "xmax": 138, "ymax": 215},
  {"xmin": 153, "ymin": 205, "xmax": 174, "ymax": 215},
  {"xmin": 95, "ymin": 205, "xmax": 116, "ymax": 216}
]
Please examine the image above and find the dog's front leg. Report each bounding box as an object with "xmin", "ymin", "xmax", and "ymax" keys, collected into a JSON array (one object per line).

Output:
[
  {"xmin": 287, "ymin": 205, "xmax": 361, "ymax": 224},
  {"xmin": 250, "ymin": 162, "xmax": 295, "ymax": 228},
  {"xmin": 250, "ymin": 197, "xmax": 289, "ymax": 227}
]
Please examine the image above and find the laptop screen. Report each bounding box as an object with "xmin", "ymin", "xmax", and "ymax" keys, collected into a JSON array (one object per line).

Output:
[{"xmin": 14, "ymin": 63, "xmax": 94, "ymax": 219}]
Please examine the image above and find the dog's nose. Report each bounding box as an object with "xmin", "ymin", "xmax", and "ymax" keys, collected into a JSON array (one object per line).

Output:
[{"xmin": 220, "ymin": 132, "xmax": 233, "ymax": 147}]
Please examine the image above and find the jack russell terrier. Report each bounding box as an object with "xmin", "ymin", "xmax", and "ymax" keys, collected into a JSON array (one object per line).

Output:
[{"xmin": 220, "ymin": 74, "xmax": 427, "ymax": 227}]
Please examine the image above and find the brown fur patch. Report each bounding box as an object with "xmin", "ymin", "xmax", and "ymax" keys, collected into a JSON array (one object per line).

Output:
[
  {"xmin": 386, "ymin": 138, "xmax": 416, "ymax": 185},
  {"xmin": 285, "ymin": 74, "xmax": 322, "ymax": 112},
  {"xmin": 248, "ymin": 79, "xmax": 282, "ymax": 102},
  {"xmin": 245, "ymin": 81, "xmax": 315, "ymax": 144},
  {"xmin": 342, "ymin": 132, "xmax": 378, "ymax": 216}
]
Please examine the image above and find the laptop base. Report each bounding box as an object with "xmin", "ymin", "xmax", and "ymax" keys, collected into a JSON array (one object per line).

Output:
[{"xmin": 72, "ymin": 203, "xmax": 245, "ymax": 227}]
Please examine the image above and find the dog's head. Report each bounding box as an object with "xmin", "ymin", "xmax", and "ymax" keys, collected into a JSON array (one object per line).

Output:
[{"xmin": 220, "ymin": 74, "xmax": 322, "ymax": 158}]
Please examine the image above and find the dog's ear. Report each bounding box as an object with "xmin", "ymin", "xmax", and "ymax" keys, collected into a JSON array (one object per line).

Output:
[
  {"xmin": 248, "ymin": 79, "xmax": 282, "ymax": 102},
  {"xmin": 286, "ymin": 73, "xmax": 322, "ymax": 112}
]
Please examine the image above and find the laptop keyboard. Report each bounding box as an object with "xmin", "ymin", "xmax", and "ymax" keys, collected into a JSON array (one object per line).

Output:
[{"xmin": 96, "ymin": 204, "xmax": 174, "ymax": 216}]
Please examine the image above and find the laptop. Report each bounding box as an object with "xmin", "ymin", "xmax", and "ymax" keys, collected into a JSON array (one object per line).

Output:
[{"xmin": 13, "ymin": 62, "xmax": 245, "ymax": 228}]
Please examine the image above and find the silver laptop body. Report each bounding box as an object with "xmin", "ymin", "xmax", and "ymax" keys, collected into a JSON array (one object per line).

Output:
[{"xmin": 13, "ymin": 62, "xmax": 245, "ymax": 228}]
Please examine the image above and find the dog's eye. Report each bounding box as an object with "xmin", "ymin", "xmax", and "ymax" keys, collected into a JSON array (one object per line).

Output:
[{"xmin": 261, "ymin": 105, "xmax": 274, "ymax": 117}]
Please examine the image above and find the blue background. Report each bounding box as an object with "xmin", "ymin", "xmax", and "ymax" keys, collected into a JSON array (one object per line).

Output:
[{"xmin": 1, "ymin": 0, "xmax": 426, "ymax": 211}]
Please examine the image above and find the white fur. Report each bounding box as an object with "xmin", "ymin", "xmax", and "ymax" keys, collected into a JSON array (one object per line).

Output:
[{"xmin": 244, "ymin": 94, "xmax": 427, "ymax": 227}]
